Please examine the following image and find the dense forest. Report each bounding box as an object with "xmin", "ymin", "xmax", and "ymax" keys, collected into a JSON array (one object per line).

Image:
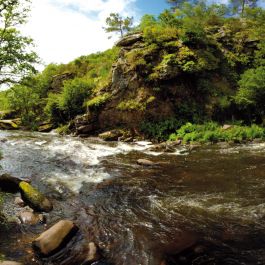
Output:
[{"xmin": 1, "ymin": 0, "xmax": 265, "ymax": 142}]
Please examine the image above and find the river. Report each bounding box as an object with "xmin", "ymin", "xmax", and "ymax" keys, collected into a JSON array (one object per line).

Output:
[{"xmin": 0, "ymin": 130, "xmax": 265, "ymax": 265}]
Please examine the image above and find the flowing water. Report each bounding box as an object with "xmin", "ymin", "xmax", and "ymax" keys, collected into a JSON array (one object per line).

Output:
[{"xmin": 0, "ymin": 130, "xmax": 265, "ymax": 265}]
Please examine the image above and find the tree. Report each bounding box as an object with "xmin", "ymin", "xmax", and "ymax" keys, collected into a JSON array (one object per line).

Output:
[
  {"xmin": 104, "ymin": 13, "xmax": 133, "ymax": 38},
  {"xmin": 229, "ymin": 0, "xmax": 258, "ymax": 15},
  {"xmin": 0, "ymin": 0, "xmax": 38, "ymax": 86},
  {"xmin": 235, "ymin": 66, "xmax": 265, "ymax": 120}
]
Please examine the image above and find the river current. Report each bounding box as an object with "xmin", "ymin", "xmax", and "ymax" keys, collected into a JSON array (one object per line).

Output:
[{"xmin": 0, "ymin": 130, "xmax": 265, "ymax": 265}]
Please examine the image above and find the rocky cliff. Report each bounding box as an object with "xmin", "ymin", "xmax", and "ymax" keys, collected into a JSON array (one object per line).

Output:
[{"xmin": 74, "ymin": 31, "xmax": 234, "ymax": 137}]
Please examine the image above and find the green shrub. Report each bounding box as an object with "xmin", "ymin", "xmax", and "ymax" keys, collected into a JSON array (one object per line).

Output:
[
  {"xmin": 140, "ymin": 118, "xmax": 183, "ymax": 141},
  {"xmin": 56, "ymin": 124, "xmax": 71, "ymax": 135},
  {"xmin": 170, "ymin": 122, "xmax": 265, "ymax": 143},
  {"xmin": 44, "ymin": 93, "xmax": 63, "ymax": 125},
  {"xmin": 85, "ymin": 93, "xmax": 111, "ymax": 109},
  {"xmin": 59, "ymin": 77, "xmax": 93, "ymax": 119}
]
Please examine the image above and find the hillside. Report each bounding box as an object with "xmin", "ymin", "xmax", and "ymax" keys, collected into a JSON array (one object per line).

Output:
[{"xmin": 1, "ymin": 4, "xmax": 265, "ymax": 141}]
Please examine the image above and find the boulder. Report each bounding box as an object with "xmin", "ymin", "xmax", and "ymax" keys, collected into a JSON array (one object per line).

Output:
[
  {"xmin": 137, "ymin": 159, "xmax": 156, "ymax": 167},
  {"xmin": 32, "ymin": 220, "xmax": 78, "ymax": 256},
  {"xmin": 0, "ymin": 261, "xmax": 23, "ymax": 265},
  {"xmin": 19, "ymin": 181, "xmax": 53, "ymax": 212},
  {"xmin": 82, "ymin": 242, "xmax": 101, "ymax": 264},
  {"xmin": 116, "ymin": 33, "xmax": 142, "ymax": 47},
  {"xmin": 0, "ymin": 174, "xmax": 24, "ymax": 193},
  {"xmin": 0, "ymin": 120, "xmax": 19, "ymax": 130},
  {"xmin": 98, "ymin": 130, "xmax": 123, "ymax": 141},
  {"xmin": 19, "ymin": 210, "xmax": 45, "ymax": 225}
]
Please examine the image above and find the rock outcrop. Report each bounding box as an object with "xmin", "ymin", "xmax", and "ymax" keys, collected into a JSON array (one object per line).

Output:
[
  {"xmin": 73, "ymin": 32, "xmax": 177, "ymax": 136},
  {"xmin": 19, "ymin": 181, "xmax": 53, "ymax": 212}
]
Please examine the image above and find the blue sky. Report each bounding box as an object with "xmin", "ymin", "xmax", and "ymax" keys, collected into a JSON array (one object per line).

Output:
[{"xmin": 135, "ymin": 0, "xmax": 169, "ymax": 16}]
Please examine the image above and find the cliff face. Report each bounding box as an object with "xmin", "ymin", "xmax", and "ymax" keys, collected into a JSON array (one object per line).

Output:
[{"xmin": 74, "ymin": 34, "xmax": 178, "ymax": 135}]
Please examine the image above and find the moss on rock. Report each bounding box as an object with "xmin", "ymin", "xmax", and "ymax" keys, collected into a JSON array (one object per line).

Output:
[{"xmin": 19, "ymin": 181, "xmax": 53, "ymax": 213}]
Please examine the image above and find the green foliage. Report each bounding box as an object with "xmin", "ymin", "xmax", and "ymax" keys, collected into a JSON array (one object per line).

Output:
[
  {"xmin": 56, "ymin": 124, "xmax": 71, "ymax": 135},
  {"xmin": 140, "ymin": 118, "xmax": 183, "ymax": 141},
  {"xmin": 104, "ymin": 13, "xmax": 133, "ymax": 37},
  {"xmin": 58, "ymin": 78, "xmax": 93, "ymax": 119},
  {"xmin": 235, "ymin": 66, "xmax": 265, "ymax": 118},
  {"xmin": 169, "ymin": 122, "xmax": 265, "ymax": 143},
  {"xmin": 0, "ymin": 91, "xmax": 10, "ymax": 111},
  {"xmin": 85, "ymin": 93, "xmax": 111, "ymax": 109},
  {"xmin": 0, "ymin": 0, "xmax": 38, "ymax": 86},
  {"xmin": 7, "ymin": 83, "xmax": 43, "ymax": 128},
  {"xmin": 117, "ymin": 96, "xmax": 155, "ymax": 111},
  {"xmin": 44, "ymin": 93, "xmax": 62, "ymax": 125},
  {"xmin": 44, "ymin": 77, "xmax": 93, "ymax": 124},
  {"xmin": 6, "ymin": 47, "xmax": 119, "ymax": 129}
]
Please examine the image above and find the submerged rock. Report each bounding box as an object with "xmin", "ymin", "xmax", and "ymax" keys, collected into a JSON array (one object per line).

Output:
[
  {"xmin": 0, "ymin": 174, "xmax": 23, "ymax": 193},
  {"xmin": 19, "ymin": 210, "xmax": 45, "ymax": 225},
  {"xmin": 82, "ymin": 242, "xmax": 101, "ymax": 264},
  {"xmin": 19, "ymin": 181, "xmax": 53, "ymax": 212},
  {"xmin": 98, "ymin": 130, "xmax": 123, "ymax": 141},
  {"xmin": 137, "ymin": 159, "xmax": 156, "ymax": 167},
  {"xmin": 32, "ymin": 220, "xmax": 78, "ymax": 256}
]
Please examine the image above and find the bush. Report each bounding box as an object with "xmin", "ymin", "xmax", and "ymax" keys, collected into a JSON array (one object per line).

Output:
[
  {"xmin": 85, "ymin": 93, "xmax": 111, "ymax": 109},
  {"xmin": 235, "ymin": 66, "xmax": 265, "ymax": 120},
  {"xmin": 59, "ymin": 77, "xmax": 93, "ymax": 119},
  {"xmin": 140, "ymin": 118, "xmax": 183, "ymax": 141},
  {"xmin": 169, "ymin": 122, "xmax": 265, "ymax": 143}
]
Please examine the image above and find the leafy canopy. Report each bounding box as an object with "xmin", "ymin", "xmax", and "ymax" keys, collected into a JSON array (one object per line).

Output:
[{"xmin": 0, "ymin": 0, "xmax": 38, "ymax": 86}]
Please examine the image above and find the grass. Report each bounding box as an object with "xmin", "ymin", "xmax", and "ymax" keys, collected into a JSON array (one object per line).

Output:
[{"xmin": 169, "ymin": 122, "xmax": 265, "ymax": 144}]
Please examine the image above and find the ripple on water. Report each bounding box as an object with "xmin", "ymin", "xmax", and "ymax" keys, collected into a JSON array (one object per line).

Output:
[{"xmin": 1, "ymin": 131, "xmax": 265, "ymax": 265}]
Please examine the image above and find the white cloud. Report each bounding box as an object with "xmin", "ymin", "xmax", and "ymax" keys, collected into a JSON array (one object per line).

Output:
[{"xmin": 22, "ymin": 0, "xmax": 137, "ymax": 68}]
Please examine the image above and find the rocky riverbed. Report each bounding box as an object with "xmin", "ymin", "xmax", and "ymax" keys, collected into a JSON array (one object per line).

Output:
[{"xmin": 1, "ymin": 130, "xmax": 265, "ymax": 265}]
